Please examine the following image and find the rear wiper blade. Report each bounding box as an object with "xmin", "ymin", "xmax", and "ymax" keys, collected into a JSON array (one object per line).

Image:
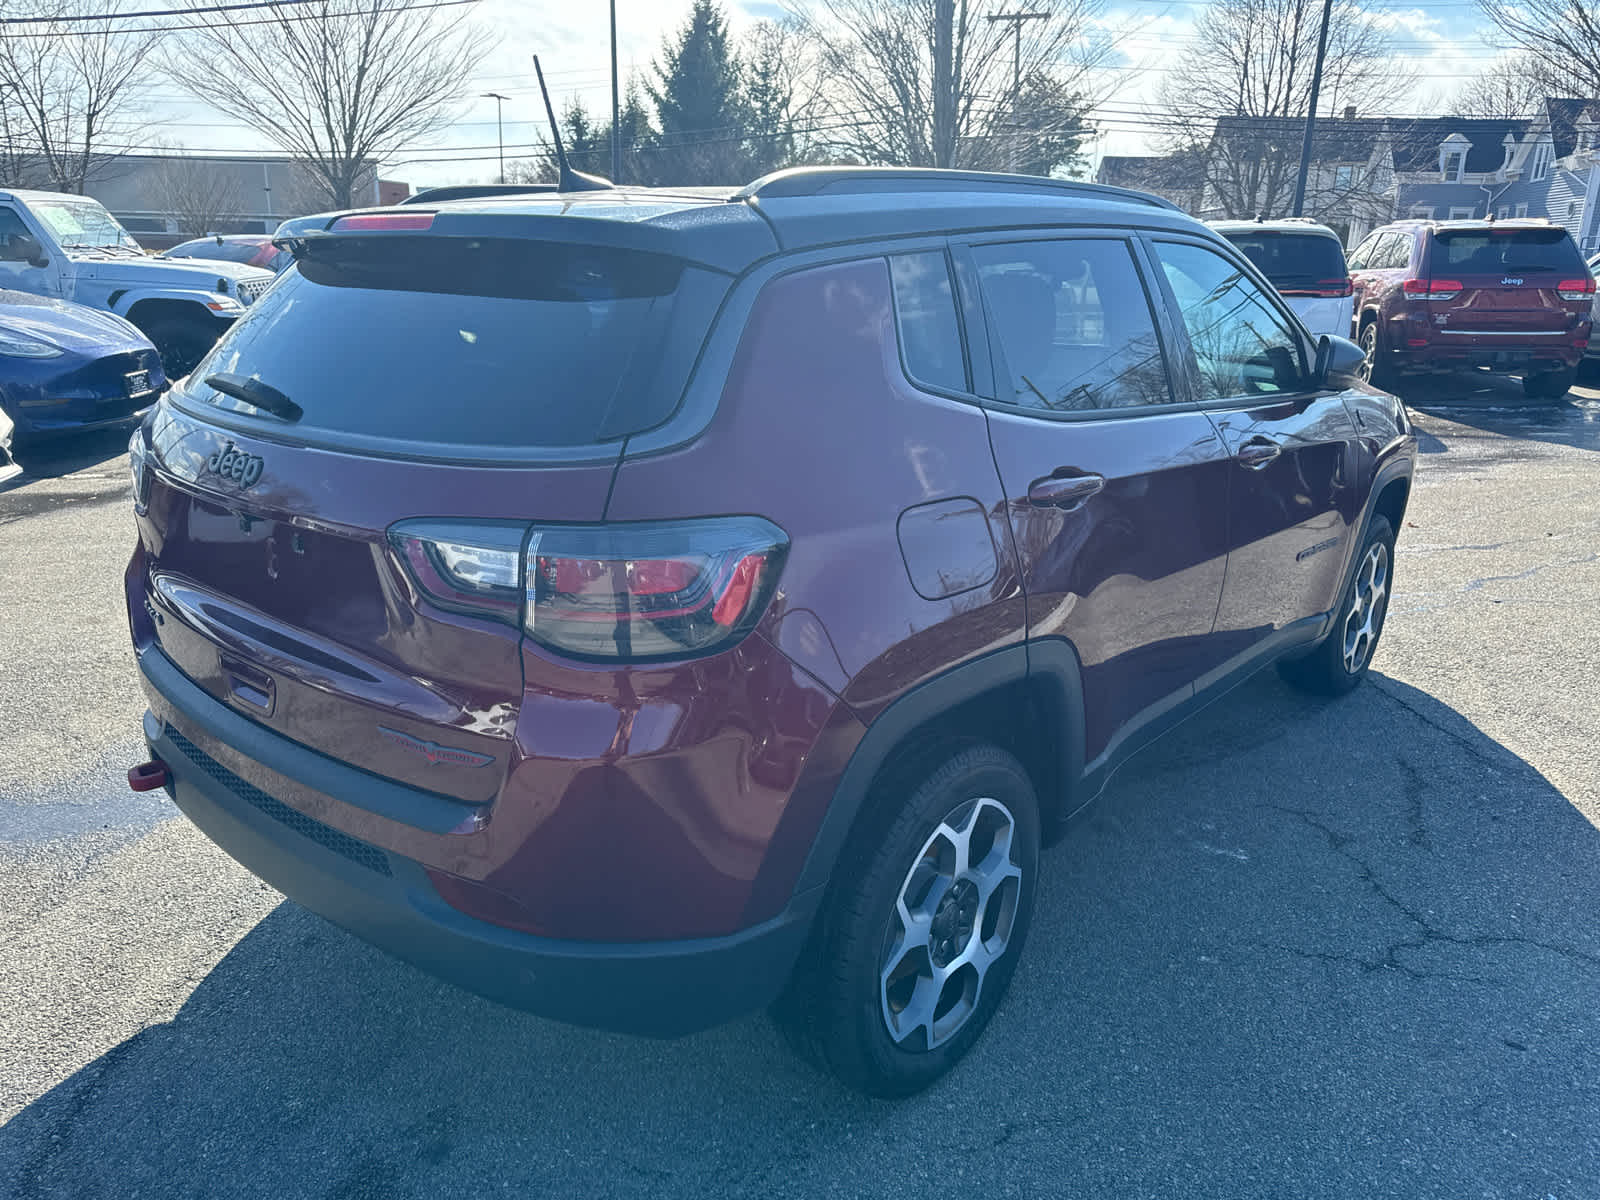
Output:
[{"xmin": 204, "ymin": 372, "xmax": 303, "ymax": 422}]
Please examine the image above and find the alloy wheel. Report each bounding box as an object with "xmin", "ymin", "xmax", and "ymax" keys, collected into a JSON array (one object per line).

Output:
[
  {"xmin": 879, "ymin": 796, "xmax": 1023, "ymax": 1051},
  {"xmin": 1341, "ymin": 540, "xmax": 1390, "ymax": 674},
  {"xmin": 1357, "ymin": 324, "xmax": 1377, "ymax": 385}
]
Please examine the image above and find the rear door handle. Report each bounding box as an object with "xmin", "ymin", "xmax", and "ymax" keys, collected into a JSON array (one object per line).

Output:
[
  {"xmin": 1236, "ymin": 437, "xmax": 1282, "ymax": 469},
  {"xmin": 1027, "ymin": 472, "xmax": 1105, "ymax": 508}
]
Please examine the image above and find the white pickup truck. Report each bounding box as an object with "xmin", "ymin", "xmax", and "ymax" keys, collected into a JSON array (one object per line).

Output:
[{"xmin": 0, "ymin": 189, "xmax": 275, "ymax": 376}]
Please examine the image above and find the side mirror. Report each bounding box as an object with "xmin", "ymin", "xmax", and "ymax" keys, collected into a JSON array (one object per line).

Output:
[{"xmin": 1315, "ymin": 334, "xmax": 1367, "ymax": 385}]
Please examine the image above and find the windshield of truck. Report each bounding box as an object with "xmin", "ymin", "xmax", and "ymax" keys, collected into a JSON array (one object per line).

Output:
[{"xmin": 30, "ymin": 199, "xmax": 141, "ymax": 251}]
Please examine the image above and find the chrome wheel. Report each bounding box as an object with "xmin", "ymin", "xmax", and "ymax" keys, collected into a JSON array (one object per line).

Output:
[
  {"xmin": 1357, "ymin": 324, "xmax": 1377, "ymax": 385},
  {"xmin": 1341, "ymin": 540, "xmax": 1390, "ymax": 674},
  {"xmin": 879, "ymin": 796, "xmax": 1023, "ymax": 1051}
]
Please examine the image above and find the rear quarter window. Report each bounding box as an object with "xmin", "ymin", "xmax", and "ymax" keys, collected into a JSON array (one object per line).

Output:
[{"xmin": 178, "ymin": 236, "xmax": 729, "ymax": 458}]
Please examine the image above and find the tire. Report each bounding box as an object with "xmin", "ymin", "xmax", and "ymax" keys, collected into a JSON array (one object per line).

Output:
[
  {"xmin": 136, "ymin": 312, "xmax": 221, "ymax": 380},
  {"xmin": 774, "ymin": 744, "xmax": 1040, "ymax": 1098},
  {"xmin": 1357, "ymin": 319, "xmax": 1395, "ymax": 390},
  {"xmin": 1279, "ymin": 514, "xmax": 1396, "ymax": 696},
  {"xmin": 1522, "ymin": 366, "xmax": 1575, "ymax": 401}
]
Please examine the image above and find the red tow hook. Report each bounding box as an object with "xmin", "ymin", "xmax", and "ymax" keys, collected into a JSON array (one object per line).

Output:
[{"xmin": 128, "ymin": 759, "xmax": 170, "ymax": 792}]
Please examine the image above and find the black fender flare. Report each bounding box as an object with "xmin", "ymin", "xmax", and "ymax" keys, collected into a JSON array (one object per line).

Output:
[{"xmin": 790, "ymin": 640, "xmax": 1086, "ymax": 899}]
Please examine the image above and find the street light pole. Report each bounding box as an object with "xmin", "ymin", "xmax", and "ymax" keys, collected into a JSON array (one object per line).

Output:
[
  {"xmin": 1290, "ymin": 0, "xmax": 1334, "ymax": 218},
  {"xmin": 481, "ymin": 91, "xmax": 509, "ymax": 183}
]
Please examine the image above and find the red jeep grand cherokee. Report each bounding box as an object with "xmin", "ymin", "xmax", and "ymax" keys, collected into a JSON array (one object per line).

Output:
[
  {"xmin": 1348, "ymin": 218, "xmax": 1594, "ymax": 399},
  {"xmin": 126, "ymin": 167, "xmax": 1415, "ymax": 1095}
]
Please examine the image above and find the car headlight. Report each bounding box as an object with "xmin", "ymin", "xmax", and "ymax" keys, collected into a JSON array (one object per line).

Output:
[{"xmin": 0, "ymin": 326, "xmax": 64, "ymax": 358}]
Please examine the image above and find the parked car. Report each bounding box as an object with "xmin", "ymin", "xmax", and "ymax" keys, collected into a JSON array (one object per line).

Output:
[
  {"xmin": 1348, "ymin": 218, "xmax": 1593, "ymax": 398},
  {"xmin": 1209, "ymin": 218, "xmax": 1354, "ymax": 338},
  {"xmin": 0, "ymin": 189, "xmax": 276, "ymax": 378},
  {"xmin": 161, "ymin": 233, "xmax": 292, "ymax": 274},
  {"xmin": 125, "ymin": 168, "xmax": 1415, "ymax": 1096},
  {"xmin": 0, "ymin": 403, "xmax": 19, "ymax": 487},
  {"xmin": 0, "ymin": 289, "xmax": 166, "ymax": 440}
]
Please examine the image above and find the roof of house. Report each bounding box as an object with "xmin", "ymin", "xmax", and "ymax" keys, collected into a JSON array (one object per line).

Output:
[
  {"xmin": 1094, "ymin": 154, "xmax": 1199, "ymax": 191},
  {"xmin": 1542, "ymin": 97, "xmax": 1600, "ymax": 157},
  {"xmin": 1388, "ymin": 118, "xmax": 1530, "ymax": 172},
  {"xmin": 1211, "ymin": 115, "xmax": 1388, "ymax": 163}
]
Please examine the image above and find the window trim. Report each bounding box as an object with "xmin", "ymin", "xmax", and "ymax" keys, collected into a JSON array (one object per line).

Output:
[
  {"xmin": 948, "ymin": 228, "xmax": 1192, "ymax": 422},
  {"xmin": 1142, "ymin": 232, "xmax": 1322, "ymax": 415}
]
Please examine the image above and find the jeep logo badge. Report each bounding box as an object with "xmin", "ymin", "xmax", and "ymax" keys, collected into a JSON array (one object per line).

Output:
[
  {"xmin": 204, "ymin": 441, "xmax": 264, "ymax": 488},
  {"xmin": 1502, "ymin": 276, "xmax": 1525, "ymax": 286}
]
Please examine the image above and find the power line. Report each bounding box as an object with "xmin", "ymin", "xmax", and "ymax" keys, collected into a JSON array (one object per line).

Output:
[
  {"xmin": 0, "ymin": 0, "xmax": 476, "ymax": 36},
  {"xmin": 2, "ymin": 0, "xmax": 322, "ymax": 24}
]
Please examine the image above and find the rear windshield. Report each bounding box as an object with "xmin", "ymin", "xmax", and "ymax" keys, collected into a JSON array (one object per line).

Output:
[
  {"xmin": 180, "ymin": 236, "xmax": 726, "ymax": 456},
  {"xmin": 1434, "ymin": 228, "xmax": 1585, "ymax": 275},
  {"xmin": 170, "ymin": 241, "xmax": 261, "ymax": 264},
  {"xmin": 1218, "ymin": 231, "xmax": 1347, "ymax": 288}
]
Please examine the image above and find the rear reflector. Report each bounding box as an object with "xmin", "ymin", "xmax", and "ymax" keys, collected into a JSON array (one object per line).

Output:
[
  {"xmin": 331, "ymin": 212, "xmax": 436, "ymax": 232},
  {"xmin": 1557, "ymin": 278, "xmax": 1596, "ymax": 300},
  {"xmin": 1402, "ymin": 278, "xmax": 1462, "ymax": 300}
]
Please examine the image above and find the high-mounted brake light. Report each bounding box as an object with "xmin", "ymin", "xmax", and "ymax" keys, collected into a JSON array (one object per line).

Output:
[
  {"xmin": 1402, "ymin": 278, "xmax": 1462, "ymax": 300},
  {"xmin": 1557, "ymin": 278, "xmax": 1596, "ymax": 300},
  {"xmin": 332, "ymin": 212, "xmax": 436, "ymax": 232},
  {"xmin": 1280, "ymin": 277, "xmax": 1353, "ymax": 298}
]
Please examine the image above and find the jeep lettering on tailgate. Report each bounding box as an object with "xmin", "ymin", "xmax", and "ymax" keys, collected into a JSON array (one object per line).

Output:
[{"xmin": 204, "ymin": 441, "xmax": 264, "ymax": 488}]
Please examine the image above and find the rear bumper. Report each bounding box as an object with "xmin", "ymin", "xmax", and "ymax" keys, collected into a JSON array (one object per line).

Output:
[
  {"xmin": 1392, "ymin": 344, "xmax": 1581, "ymax": 374},
  {"xmin": 137, "ymin": 647, "xmax": 820, "ymax": 1037}
]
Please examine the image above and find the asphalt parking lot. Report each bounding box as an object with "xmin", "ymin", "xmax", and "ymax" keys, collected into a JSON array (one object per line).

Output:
[{"xmin": 1, "ymin": 375, "xmax": 1597, "ymax": 1199}]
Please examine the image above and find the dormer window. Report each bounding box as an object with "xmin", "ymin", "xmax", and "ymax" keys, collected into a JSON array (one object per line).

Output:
[
  {"xmin": 1531, "ymin": 142, "xmax": 1553, "ymax": 181},
  {"xmin": 1441, "ymin": 149, "xmax": 1466, "ymax": 181}
]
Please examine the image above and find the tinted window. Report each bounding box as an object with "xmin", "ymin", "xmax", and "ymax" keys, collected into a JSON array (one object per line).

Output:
[
  {"xmin": 1380, "ymin": 232, "xmax": 1413, "ymax": 270},
  {"xmin": 1347, "ymin": 234, "xmax": 1378, "ymax": 271},
  {"xmin": 184, "ymin": 236, "xmax": 727, "ymax": 452},
  {"xmin": 1220, "ymin": 231, "xmax": 1346, "ymax": 289},
  {"xmin": 1434, "ymin": 227, "xmax": 1585, "ymax": 275},
  {"xmin": 169, "ymin": 240, "xmax": 263, "ymax": 265},
  {"xmin": 1156, "ymin": 241, "xmax": 1305, "ymax": 403},
  {"xmin": 971, "ymin": 239, "xmax": 1172, "ymax": 412},
  {"xmin": 0, "ymin": 207, "xmax": 30, "ymax": 252},
  {"xmin": 889, "ymin": 251, "xmax": 967, "ymax": 392}
]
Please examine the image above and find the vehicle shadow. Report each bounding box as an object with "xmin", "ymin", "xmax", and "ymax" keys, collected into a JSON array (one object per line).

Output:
[
  {"xmin": 7, "ymin": 425, "xmax": 139, "ymax": 482},
  {"xmin": 3, "ymin": 671, "xmax": 1598, "ymax": 1199},
  {"xmin": 1397, "ymin": 371, "xmax": 1600, "ymax": 452}
]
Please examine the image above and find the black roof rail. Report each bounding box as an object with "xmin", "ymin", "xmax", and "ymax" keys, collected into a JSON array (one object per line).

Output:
[
  {"xmin": 401, "ymin": 183, "xmax": 559, "ymax": 205},
  {"xmin": 733, "ymin": 166, "xmax": 1180, "ymax": 211}
]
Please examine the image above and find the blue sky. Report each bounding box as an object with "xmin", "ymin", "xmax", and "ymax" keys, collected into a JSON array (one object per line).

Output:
[{"xmin": 145, "ymin": 0, "xmax": 1508, "ymax": 187}]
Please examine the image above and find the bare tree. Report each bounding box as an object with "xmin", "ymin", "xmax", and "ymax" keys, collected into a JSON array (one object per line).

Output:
[
  {"xmin": 166, "ymin": 0, "xmax": 490, "ymax": 210},
  {"xmin": 1158, "ymin": 0, "xmax": 1413, "ymax": 218},
  {"xmin": 1479, "ymin": 0, "xmax": 1600, "ymax": 100},
  {"xmin": 146, "ymin": 146, "xmax": 244, "ymax": 236},
  {"xmin": 0, "ymin": 0, "xmax": 157, "ymax": 193},
  {"xmin": 1451, "ymin": 58, "xmax": 1552, "ymax": 120},
  {"xmin": 788, "ymin": 0, "xmax": 1106, "ymax": 174}
]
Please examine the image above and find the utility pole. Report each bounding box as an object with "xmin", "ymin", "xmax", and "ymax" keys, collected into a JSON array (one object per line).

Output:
[
  {"xmin": 481, "ymin": 92, "xmax": 509, "ymax": 183},
  {"xmin": 933, "ymin": 0, "xmax": 955, "ymax": 168},
  {"xmin": 1290, "ymin": 0, "xmax": 1334, "ymax": 217},
  {"xmin": 609, "ymin": 0, "xmax": 622, "ymax": 182},
  {"xmin": 988, "ymin": 8, "xmax": 1047, "ymax": 172}
]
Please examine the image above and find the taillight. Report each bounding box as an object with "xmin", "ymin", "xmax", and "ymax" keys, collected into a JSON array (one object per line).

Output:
[
  {"xmin": 388, "ymin": 516, "xmax": 789, "ymax": 662},
  {"xmin": 1402, "ymin": 279, "xmax": 1462, "ymax": 300},
  {"xmin": 331, "ymin": 212, "xmax": 435, "ymax": 232},
  {"xmin": 1281, "ymin": 277, "xmax": 1354, "ymax": 298},
  {"xmin": 526, "ymin": 518, "xmax": 788, "ymax": 662},
  {"xmin": 1557, "ymin": 278, "xmax": 1596, "ymax": 300}
]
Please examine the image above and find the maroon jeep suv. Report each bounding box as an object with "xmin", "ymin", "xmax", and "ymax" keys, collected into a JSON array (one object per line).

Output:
[
  {"xmin": 125, "ymin": 168, "xmax": 1415, "ymax": 1095},
  {"xmin": 1348, "ymin": 218, "xmax": 1594, "ymax": 398}
]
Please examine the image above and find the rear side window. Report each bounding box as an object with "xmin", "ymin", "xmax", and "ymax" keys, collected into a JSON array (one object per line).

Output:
[
  {"xmin": 971, "ymin": 238, "xmax": 1173, "ymax": 413},
  {"xmin": 184, "ymin": 237, "xmax": 727, "ymax": 454},
  {"xmin": 1433, "ymin": 228, "xmax": 1585, "ymax": 275},
  {"xmin": 889, "ymin": 251, "xmax": 967, "ymax": 393},
  {"xmin": 1220, "ymin": 231, "xmax": 1347, "ymax": 290}
]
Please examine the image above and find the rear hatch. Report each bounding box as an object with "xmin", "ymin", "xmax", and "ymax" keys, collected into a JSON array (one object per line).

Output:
[
  {"xmin": 1219, "ymin": 228, "xmax": 1352, "ymax": 332},
  {"xmin": 1419, "ymin": 226, "xmax": 1593, "ymax": 339},
  {"xmin": 133, "ymin": 215, "xmax": 730, "ymax": 806}
]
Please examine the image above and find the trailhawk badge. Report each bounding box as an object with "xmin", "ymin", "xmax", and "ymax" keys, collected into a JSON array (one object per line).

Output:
[{"xmin": 378, "ymin": 726, "xmax": 495, "ymax": 768}]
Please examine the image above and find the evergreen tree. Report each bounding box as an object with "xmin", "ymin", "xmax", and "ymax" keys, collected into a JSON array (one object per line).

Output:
[
  {"xmin": 648, "ymin": 0, "xmax": 749, "ymax": 185},
  {"xmin": 741, "ymin": 24, "xmax": 797, "ymax": 178}
]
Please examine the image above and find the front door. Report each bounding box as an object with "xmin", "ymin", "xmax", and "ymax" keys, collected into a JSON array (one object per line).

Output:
[
  {"xmin": 1147, "ymin": 236, "xmax": 1362, "ymax": 675},
  {"xmin": 0, "ymin": 206, "xmax": 62, "ymax": 297},
  {"xmin": 959, "ymin": 233, "xmax": 1233, "ymax": 769}
]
